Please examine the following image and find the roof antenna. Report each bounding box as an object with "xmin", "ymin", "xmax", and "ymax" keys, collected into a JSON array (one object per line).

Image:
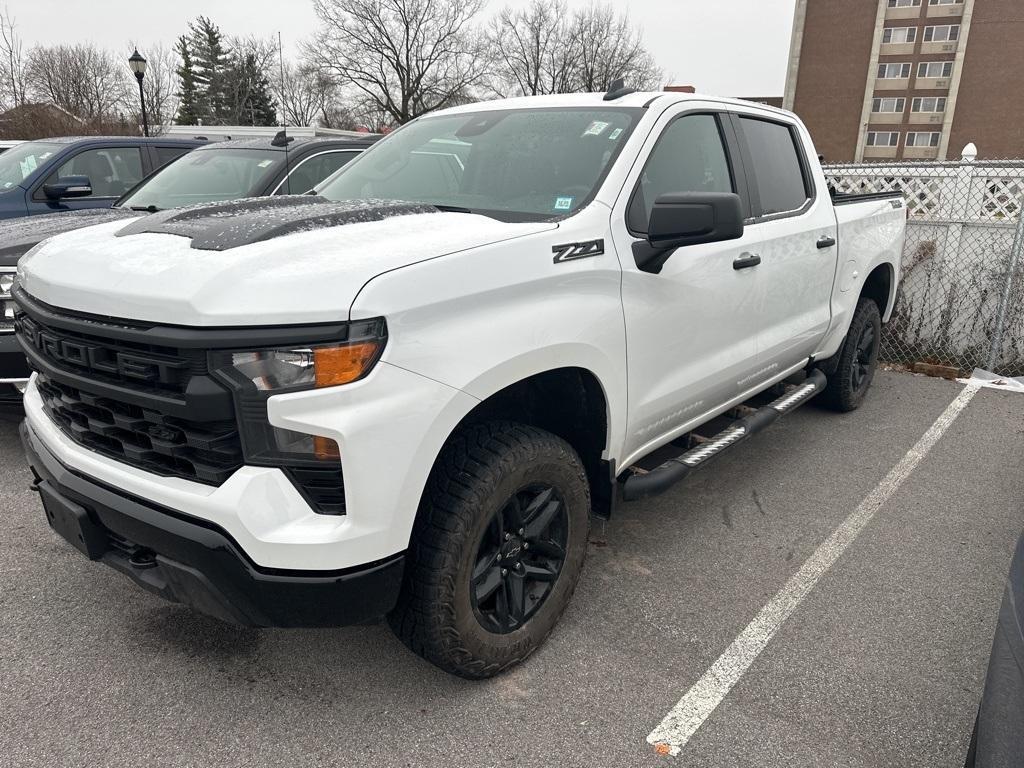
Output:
[
  {"xmin": 604, "ymin": 78, "xmax": 636, "ymax": 102},
  {"xmin": 273, "ymin": 31, "xmax": 295, "ymax": 193}
]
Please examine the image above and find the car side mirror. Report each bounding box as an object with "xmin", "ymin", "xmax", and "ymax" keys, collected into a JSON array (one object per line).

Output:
[
  {"xmin": 635, "ymin": 192, "xmax": 745, "ymax": 273},
  {"xmin": 43, "ymin": 175, "xmax": 93, "ymax": 200}
]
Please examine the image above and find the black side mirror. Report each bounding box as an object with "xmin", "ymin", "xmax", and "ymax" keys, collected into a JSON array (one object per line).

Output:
[
  {"xmin": 43, "ymin": 175, "xmax": 93, "ymax": 200},
  {"xmin": 635, "ymin": 192, "xmax": 745, "ymax": 273}
]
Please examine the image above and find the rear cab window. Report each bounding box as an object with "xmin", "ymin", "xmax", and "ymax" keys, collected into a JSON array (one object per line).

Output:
[{"xmin": 734, "ymin": 115, "xmax": 813, "ymax": 218}]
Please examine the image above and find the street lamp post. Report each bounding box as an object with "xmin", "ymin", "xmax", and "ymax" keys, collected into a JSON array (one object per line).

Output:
[{"xmin": 128, "ymin": 49, "xmax": 149, "ymax": 137}]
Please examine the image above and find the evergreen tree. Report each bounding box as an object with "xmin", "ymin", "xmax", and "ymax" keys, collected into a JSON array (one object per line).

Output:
[
  {"xmin": 188, "ymin": 16, "xmax": 230, "ymax": 124},
  {"xmin": 174, "ymin": 35, "xmax": 203, "ymax": 125},
  {"xmin": 230, "ymin": 51, "xmax": 277, "ymax": 126}
]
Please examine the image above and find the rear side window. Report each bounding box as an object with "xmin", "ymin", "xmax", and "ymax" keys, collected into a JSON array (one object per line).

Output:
[
  {"xmin": 156, "ymin": 145, "xmax": 192, "ymax": 167},
  {"xmin": 628, "ymin": 114, "xmax": 734, "ymax": 233},
  {"xmin": 276, "ymin": 150, "xmax": 359, "ymax": 195},
  {"xmin": 737, "ymin": 117, "xmax": 811, "ymax": 216}
]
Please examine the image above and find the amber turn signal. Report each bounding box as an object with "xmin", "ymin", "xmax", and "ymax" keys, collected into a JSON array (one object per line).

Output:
[{"xmin": 314, "ymin": 342, "xmax": 382, "ymax": 387}]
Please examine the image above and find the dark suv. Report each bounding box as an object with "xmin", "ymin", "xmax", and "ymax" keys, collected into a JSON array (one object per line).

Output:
[{"xmin": 0, "ymin": 136, "xmax": 205, "ymax": 220}]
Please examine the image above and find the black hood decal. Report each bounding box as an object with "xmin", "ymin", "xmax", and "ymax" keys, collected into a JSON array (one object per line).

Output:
[{"xmin": 114, "ymin": 196, "xmax": 440, "ymax": 251}]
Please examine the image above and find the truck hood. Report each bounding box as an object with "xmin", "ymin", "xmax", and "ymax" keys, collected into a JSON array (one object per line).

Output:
[
  {"xmin": 18, "ymin": 197, "xmax": 555, "ymax": 326},
  {"xmin": 0, "ymin": 208, "xmax": 138, "ymax": 265}
]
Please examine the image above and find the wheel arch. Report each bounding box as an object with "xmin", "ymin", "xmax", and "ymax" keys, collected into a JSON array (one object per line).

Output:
[{"xmin": 862, "ymin": 261, "xmax": 896, "ymax": 322}]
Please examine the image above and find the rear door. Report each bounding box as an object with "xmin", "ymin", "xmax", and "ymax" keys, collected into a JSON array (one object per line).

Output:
[
  {"xmin": 729, "ymin": 111, "xmax": 837, "ymax": 381},
  {"xmin": 610, "ymin": 106, "xmax": 766, "ymax": 463}
]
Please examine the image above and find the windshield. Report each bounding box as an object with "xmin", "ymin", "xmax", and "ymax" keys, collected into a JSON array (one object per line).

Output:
[
  {"xmin": 0, "ymin": 141, "xmax": 61, "ymax": 190},
  {"xmin": 317, "ymin": 108, "xmax": 641, "ymax": 221},
  {"xmin": 117, "ymin": 148, "xmax": 282, "ymax": 210}
]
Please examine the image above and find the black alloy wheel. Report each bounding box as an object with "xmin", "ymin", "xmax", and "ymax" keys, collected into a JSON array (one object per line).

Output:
[{"xmin": 470, "ymin": 484, "xmax": 568, "ymax": 634}]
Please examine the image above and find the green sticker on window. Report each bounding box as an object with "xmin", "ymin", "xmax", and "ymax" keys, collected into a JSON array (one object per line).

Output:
[{"xmin": 554, "ymin": 196, "xmax": 574, "ymax": 211}]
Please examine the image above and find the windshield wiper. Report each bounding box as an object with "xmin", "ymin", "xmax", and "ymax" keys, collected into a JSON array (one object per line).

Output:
[
  {"xmin": 429, "ymin": 204, "xmax": 473, "ymax": 214},
  {"xmin": 129, "ymin": 204, "xmax": 161, "ymax": 213}
]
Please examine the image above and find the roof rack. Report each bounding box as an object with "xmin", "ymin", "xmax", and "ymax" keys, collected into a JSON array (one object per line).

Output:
[{"xmin": 603, "ymin": 78, "xmax": 636, "ymax": 102}]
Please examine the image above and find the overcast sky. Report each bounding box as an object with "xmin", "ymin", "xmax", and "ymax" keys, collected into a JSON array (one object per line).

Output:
[{"xmin": 4, "ymin": 0, "xmax": 797, "ymax": 96}]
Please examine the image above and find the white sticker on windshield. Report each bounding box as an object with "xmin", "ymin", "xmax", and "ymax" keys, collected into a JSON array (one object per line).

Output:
[
  {"xmin": 257, "ymin": 160, "xmax": 273, "ymax": 168},
  {"xmin": 39, "ymin": 152, "xmax": 52, "ymax": 160},
  {"xmin": 554, "ymin": 196, "xmax": 574, "ymax": 211},
  {"xmin": 608, "ymin": 128, "xmax": 623, "ymax": 140},
  {"xmin": 583, "ymin": 121, "xmax": 610, "ymax": 137}
]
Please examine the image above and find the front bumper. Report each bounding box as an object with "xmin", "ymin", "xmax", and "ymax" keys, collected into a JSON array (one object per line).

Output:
[
  {"xmin": 0, "ymin": 332, "xmax": 29, "ymax": 401},
  {"xmin": 21, "ymin": 419, "xmax": 405, "ymax": 627}
]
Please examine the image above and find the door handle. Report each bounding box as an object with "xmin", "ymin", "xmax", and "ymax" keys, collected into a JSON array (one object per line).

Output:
[
  {"xmin": 817, "ymin": 235, "xmax": 837, "ymax": 249},
  {"xmin": 733, "ymin": 253, "xmax": 761, "ymax": 270}
]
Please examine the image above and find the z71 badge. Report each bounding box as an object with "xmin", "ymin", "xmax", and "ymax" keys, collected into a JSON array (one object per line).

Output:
[{"xmin": 552, "ymin": 239, "xmax": 605, "ymax": 264}]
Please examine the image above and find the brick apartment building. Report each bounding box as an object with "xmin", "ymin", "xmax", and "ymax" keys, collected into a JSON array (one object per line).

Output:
[{"xmin": 783, "ymin": 0, "xmax": 1024, "ymax": 162}]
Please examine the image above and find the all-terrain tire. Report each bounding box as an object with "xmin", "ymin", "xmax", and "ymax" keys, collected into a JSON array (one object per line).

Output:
[
  {"xmin": 388, "ymin": 421, "xmax": 591, "ymax": 679},
  {"xmin": 818, "ymin": 297, "xmax": 882, "ymax": 412}
]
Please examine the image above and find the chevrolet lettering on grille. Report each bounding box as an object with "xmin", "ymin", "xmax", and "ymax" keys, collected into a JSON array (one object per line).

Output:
[{"xmin": 17, "ymin": 316, "xmax": 188, "ymax": 386}]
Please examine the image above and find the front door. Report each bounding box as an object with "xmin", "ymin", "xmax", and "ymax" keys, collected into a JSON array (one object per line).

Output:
[{"xmin": 609, "ymin": 109, "xmax": 766, "ymax": 464}]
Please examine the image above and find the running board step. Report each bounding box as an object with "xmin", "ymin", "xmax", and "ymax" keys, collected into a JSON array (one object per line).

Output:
[{"xmin": 622, "ymin": 369, "xmax": 827, "ymax": 502}]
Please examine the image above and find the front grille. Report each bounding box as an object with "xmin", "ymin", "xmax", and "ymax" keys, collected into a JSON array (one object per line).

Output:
[{"xmin": 36, "ymin": 374, "xmax": 243, "ymax": 485}]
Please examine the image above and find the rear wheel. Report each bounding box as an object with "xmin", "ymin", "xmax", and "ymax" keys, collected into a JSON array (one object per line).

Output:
[
  {"xmin": 388, "ymin": 421, "xmax": 590, "ymax": 678},
  {"xmin": 818, "ymin": 297, "xmax": 882, "ymax": 412}
]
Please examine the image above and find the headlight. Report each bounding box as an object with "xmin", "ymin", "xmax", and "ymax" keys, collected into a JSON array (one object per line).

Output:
[
  {"xmin": 0, "ymin": 268, "xmax": 16, "ymax": 333},
  {"xmin": 209, "ymin": 318, "xmax": 387, "ymax": 468}
]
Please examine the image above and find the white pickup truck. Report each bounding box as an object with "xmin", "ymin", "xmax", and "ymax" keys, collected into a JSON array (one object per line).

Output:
[{"xmin": 14, "ymin": 89, "xmax": 905, "ymax": 678}]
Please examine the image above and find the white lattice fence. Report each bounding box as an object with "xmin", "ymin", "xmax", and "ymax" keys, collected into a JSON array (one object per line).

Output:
[{"xmin": 825, "ymin": 150, "xmax": 1024, "ymax": 376}]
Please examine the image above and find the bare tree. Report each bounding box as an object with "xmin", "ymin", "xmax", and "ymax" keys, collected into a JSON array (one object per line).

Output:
[
  {"xmin": 0, "ymin": 4, "xmax": 26, "ymax": 110},
  {"xmin": 274, "ymin": 60, "xmax": 346, "ymax": 127},
  {"xmin": 569, "ymin": 5, "xmax": 662, "ymax": 93},
  {"xmin": 25, "ymin": 44, "xmax": 130, "ymax": 121},
  {"xmin": 486, "ymin": 0, "xmax": 578, "ymax": 97},
  {"xmin": 305, "ymin": 0, "xmax": 488, "ymax": 125}
]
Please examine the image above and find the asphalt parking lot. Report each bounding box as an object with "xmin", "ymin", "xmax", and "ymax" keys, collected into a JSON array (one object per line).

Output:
[{"xmin": 1, "ymin": 370, "xmax": 1021, "ymax": 768}]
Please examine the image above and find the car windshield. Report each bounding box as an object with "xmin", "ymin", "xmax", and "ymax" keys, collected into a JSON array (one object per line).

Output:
[
  {"xmin": 117, "ymin": 148, "xmax": 282, "ymax": 210},
  {"xmin": 0, "ymin": 141, "xmax": 61, "ymax": 190},
  {"xmin": 317, "ymin": 108, "xmax": 641, "ymax": 221}
]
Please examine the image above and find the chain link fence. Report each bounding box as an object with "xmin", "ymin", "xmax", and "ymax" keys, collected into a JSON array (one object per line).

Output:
[{"xmin": 825, "ymin": 151, "xmax": 1024, "ymax": 377}]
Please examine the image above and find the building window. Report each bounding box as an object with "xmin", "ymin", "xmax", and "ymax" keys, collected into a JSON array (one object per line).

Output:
[
  {"xmin": 924, "ymin": 24, "xmax": 960, "ymax": 42},
  {"xmin": 883, "ymin": 27, "xmax": 918, "ymax": 43},
  {"xmin": 867, "ymin": 132, "xmax": 900, "ymax": 147},
  {"xmin": 906, "ymin": 132, "xmax": 941, "ymax": 147},
  {"xmin": 917, "ymin": 61, "xmax": 954, "ymax": 78},
  {"xmin": 888, "ymin": 0, "xmax": 921, "ymax": 6},
  {"xmin": 878, "ymin": 62, "xmax": 913, "ymax": 78},
  {"xmin": 872, "ymin": 97, "xmax": 906, "ymax": 113},
  {"xmin": 911, "ymin": 97, "xmax": 947, "ymax": 112},
  {"xmin": 928, "ymin": 0, "xmax": 963, "ymax": 5}
]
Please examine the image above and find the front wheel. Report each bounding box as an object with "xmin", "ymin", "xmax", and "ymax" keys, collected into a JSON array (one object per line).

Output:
[
  {"xmin": 388, "ymin": 421, "xmax": 591, "ymax": 678},
  {"xmin": 818, "ymin": 297, "xmax": 882, "ymax": 412}
]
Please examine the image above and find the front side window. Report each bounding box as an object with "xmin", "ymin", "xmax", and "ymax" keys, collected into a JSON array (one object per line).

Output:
[
  {"xmin": 117, "ymin": 148, "xmax": 282, "ymax": 210},
  {"xmin": 906, "ymin": 132, "xmax": 941, "ymax": 147},
  {"xmin": 319, "ymin": 108, "xmax": 640, "ymax": 221},
  {"xmin": 918, "ymin": 61, "xmax": 954, "ymax": 78},
  {"xmin": 911, "ymin": 97, "xmax": 947, "ymax": 112},
  {"xmin": 46, "ymin": 147, "xmax": 144, "ymax": 198},
  {"xmin": 276, "ymin": 151, "xmax": 359, "ymax": 195},
  {"xmin": 0, "ymin": 141, "xmax": 61, "ymax": 190},
  {"xmin": 883, "ymin": 27, "xmax": 917, "ymax": 43},
  {"xmin": 867, "ymin": 132, "xmax": 900, "ymax": 147},
  {"xmin": 739, "ymin": 117, "xmax": 810, "ymax": 216},
  {"xmin": 627, "ymin": 113, "xmax": 734, "ymax": 233},
  {"xmin": 872, "ymin": 97, "xmax": 906, "ymax": 113},
  {"xmin": 924, "ymin": 24, "xmax": 960, "ymax": 42},
  {"xmin": 878, "ymin": 62, "xmax": 912, "ymax": 78}
]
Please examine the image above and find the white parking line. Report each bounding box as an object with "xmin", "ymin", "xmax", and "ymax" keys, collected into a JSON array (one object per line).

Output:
[{"xmin": 647, "ymin": 383, "xmax": 981, "ymax": 757}]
